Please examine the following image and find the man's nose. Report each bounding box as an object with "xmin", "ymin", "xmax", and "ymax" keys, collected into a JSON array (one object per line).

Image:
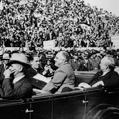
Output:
[{"xmin": 8, "ymin": 66, "xmax": 12, "ymax": 70}]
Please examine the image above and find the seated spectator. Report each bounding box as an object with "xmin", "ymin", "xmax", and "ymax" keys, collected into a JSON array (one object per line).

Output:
[
  {"xmin": 88, "ymin": 52, "xmax": 101, "ymax": 71},
  {"xmin": 78, "ymin": 52, "xmax": 93, "ymax": 71},
  {"xmin": 78, "ymin": 55, "xmax": 119, "ymax": 89},
  {"xmin": 2, "ymin": 52, "xmax": 10, "ymax": 68},
  {"xmin": 114, "ymin": 59, "xmax": 119, "ymax": 75},
  {"xmin": 25, "ymin": 53, "xmax": 46, "ymax": 89},
  {"xmin": 0, "ymin": 53, "xmax": 32, "ymax": 99},
  {"xmin": 25, "ymin": 53, "xmax": 43, "ymax": 78},
  {"xmin": 0, "ymin": 52, "xmax": 11, "ymax": 85},
  {"xmin": 42, "ymin": 59, "xmax": 54, "ymax": 77},
  {"xmin": 114, "ymin": 66, "xmax": 119, "ymax": 75},
  {"xmin": 42, "ymin": 51, "xmax": 75, "ymax": 94},
  {"xmin": 69, "ymin": 54, "xmax": 81, "ymax": 71}
]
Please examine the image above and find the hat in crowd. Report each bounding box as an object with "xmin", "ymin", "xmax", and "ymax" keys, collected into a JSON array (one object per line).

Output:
[
  {"xmin": 2, "ymin": 53, "xmax": 10, "ymax": 60},
  {"xmin": 7, "ymin": 53, "xmax": 31, "ymax": 67}
]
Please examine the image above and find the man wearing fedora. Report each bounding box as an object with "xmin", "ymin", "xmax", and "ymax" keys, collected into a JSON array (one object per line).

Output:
[
  {"xmin": 0, "ymin": 53, "xmax": 32, "ymax": 99},
  {"xmin": 0, "ymin": 52, "xmax": 10, "ymax": 85}
]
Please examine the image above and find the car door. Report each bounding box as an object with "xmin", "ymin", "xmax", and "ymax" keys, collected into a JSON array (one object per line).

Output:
[
  {"xmin": 30, "ymin": 95, "xmax": 53, "ymax": 119},
  {"xmin": 0, "ymin": 99, "xmax": 31, "ymax": 119},
  {"xmin": 52, "ymin": 90, "xmax": 86, "ymax": 119},
  {"xmin": 84, "ymin": 87, "xmax": 119, "ymax": 119}
]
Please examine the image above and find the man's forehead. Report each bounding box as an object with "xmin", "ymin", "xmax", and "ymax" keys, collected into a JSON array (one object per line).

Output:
[
  {"xmin": 101, "ymin": 57, "xmax": 107, "ymax": 62},
  {"xmin": 34, "ymin": 56, "xmax": 40, "ymax": 60},
  {"xmin": 101, "ymin": 57, "xmax": 110, "ymax": 64},
  {"xmin": 56, "ymin": 52, "xmax": 63, "ymax": 58}
]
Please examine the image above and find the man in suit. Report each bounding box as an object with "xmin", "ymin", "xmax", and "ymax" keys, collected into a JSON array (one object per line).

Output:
[
  {"xmin": 0, "ymin": 52, "xmax": 10, "ymax": 85},
  {"xmin": 0, "ymin": 53, "xmax": 32, "ymax": 99},
  {"xmin": 25, "ymin": 53, "xmax": 44, "ymax": 77},
  {"xmin": 42, "ymin": 51, "xmax": 75, "ymax": 94},
  {"xmin": 25, "ymin": 53, "xmax": 45, "ymax": 89},
  {"xmin": 78, "ymin": 55, "xmax": 119, "ymax": 89}
]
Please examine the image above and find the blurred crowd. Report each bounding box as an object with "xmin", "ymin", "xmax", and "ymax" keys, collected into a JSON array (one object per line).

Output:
[
  {"xmin": 1, "ymin": 47, "xmax": 119, "ymax": 77},
  {"xmin": 0, "ymin": 0, "xmax": 119, "ymax": 48}
]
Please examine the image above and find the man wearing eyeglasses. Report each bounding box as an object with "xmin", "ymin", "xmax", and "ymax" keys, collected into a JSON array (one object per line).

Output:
[{"xmin": 42, "ymin": 50, "xmax": 75, "ymax": 94}]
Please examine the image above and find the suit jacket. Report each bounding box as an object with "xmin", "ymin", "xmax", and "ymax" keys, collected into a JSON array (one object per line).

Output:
[
  {"xmin": 25, "ymin": 67, "xmax": 46, "ymax": 89},
  {"xmin": 25, "ymin": 67, "xmax": 43, "ymax": 78},
  {"xmin": 25, "ymin": 67, "xmax": 38, "ymax": 78},
  {"xmin": 78, "ymin": 60, "xmax": 94, "ymax": 71},
  {"xmin": 0, "ymin": 76, "xmax": 32, "ymax": 99},
  {"xmin": 69, "ymin": 59, "xmax": 81, "ymax": 71},
  {"xmin": 42, "ymin": 63, "xmax": 75, "ymax": 94},
  {"xmin": 89, "ymin": 70, "xmax": 119, "ymax": 87},
  {"xmin": 0, "ymin": 63, "xmax": 5, "ymax": 84}
]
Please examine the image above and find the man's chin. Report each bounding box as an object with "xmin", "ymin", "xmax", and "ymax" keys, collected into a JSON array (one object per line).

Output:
[{"xmin": 55, "ymin": 63, "xmax": 58, "ymax": 67}]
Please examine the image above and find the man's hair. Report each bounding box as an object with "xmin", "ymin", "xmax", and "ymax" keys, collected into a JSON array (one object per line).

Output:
[
  {"xmin": 27, "ymin": 53, "xmax": 38, "ymax": 62},
  {"xmin": 60, "ymin": 51, "xmax": 70, "ymax": 62},
  {"xmin": 104, "ymin": 55, "xmax": 115, "ymax": 70}
]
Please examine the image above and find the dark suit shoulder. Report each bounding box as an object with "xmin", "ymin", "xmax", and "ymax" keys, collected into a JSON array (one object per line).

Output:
[{"xmin": 25, "ymin": 67, "xmax": 37, "ymax": 78}]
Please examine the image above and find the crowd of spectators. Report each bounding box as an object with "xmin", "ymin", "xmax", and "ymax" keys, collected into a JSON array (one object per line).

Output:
[
  {"xmin": 0, "ymin": 0, "xmax": 119, "ymax": 98},
  {"xmin": 1, "ymin": 46, "xmax": 119, "ymax": 97},
  {"xmin": 1, "ymin": 47, "xmax": 119, "ymax": 77},
  {"xmin": 0, "ymin": 0, "xmax": 119, "ymax": 48}
]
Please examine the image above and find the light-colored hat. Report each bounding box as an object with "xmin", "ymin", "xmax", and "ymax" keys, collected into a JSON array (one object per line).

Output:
[
  {"xmin": 7, "ymin": 53, "xmax": 30, "ymax": 67},
  {"xmin": 2, "ymin": 53, "xmax": 10, "ymax": 60}
]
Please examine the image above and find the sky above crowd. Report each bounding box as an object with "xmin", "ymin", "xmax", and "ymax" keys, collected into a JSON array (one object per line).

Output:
[{"xmin": 83, "ymin": 0, "xmax": 119, "ymax": 16}]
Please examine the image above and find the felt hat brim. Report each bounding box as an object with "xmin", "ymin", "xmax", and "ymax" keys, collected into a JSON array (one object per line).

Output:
[{"xmin": 7, "ymin": 60, "xmax": 31, "ymax": 68}]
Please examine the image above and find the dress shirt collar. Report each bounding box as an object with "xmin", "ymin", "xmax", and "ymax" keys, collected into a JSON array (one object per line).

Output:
[{"xmin": 13, "ymin": 75, "xmax": 25, "ymax": 84}]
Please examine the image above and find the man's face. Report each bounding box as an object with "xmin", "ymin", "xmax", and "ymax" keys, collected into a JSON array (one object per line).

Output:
[
  {"xmin": 31, "ymin": 57, "xmax": 40, "ymax": 69},
  {"xmin": 54, "ymin": 52, "xmax": 65, "ymax": 67},
  {"xmin": 3, "ymin": 59, "xmax": 9, "ymax": 65},
  {"xmin": 100, "ymin": 57, "xmax": 108, "ymax": 71},
  {"xmin": 9, "ymin": 63, "xmax": 22, "ymax": 76}
]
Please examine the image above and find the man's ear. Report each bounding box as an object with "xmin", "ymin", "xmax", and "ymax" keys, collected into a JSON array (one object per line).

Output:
[
  {"xmin": 19, "ymin": 65, "xmax": 23, "ymax": 72},
  {"xmin": 30, "ymin": 60, "xmax": 33, "ymax": 65}
]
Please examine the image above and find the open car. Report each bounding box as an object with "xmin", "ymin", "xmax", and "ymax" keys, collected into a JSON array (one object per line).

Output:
[{"xmin": 0, "ymin": 71, "xmax": 119, "ymax": 119}]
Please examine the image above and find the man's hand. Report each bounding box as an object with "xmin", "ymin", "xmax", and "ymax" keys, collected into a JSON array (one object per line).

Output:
[
  {"xmin": 44, "ymin": 65, "xmax": 50, "ymax": 71},
  {"xmin": 92, "ymin": 81, "xmax": 104, "ymax": 87},
  {"xmin": 3, "ymin": 69, "xmax": 15, "ymax": 78},
  {"xmin": 78, "ymin": 82, "xmax": 91, "ymax": 89}
]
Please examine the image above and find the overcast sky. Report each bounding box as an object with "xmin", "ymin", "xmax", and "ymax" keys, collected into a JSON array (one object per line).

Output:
[{"xmin": 83, "ymin": 0, "xmax": 119, "ymax": 16}]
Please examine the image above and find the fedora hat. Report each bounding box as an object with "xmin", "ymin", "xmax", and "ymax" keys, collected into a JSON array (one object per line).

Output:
[
  {"xmin": 7, "ymin": 53, "xmax": 31, "ymax": 67},
  {"xmin": 2, "ymin": 53, "xmax": 10, "ymax": 60}
]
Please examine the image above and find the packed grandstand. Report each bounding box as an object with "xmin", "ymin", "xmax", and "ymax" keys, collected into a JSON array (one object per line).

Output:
[{"xmin": 0, "ymin": 0, "xmax": 119, "ymax": 49}]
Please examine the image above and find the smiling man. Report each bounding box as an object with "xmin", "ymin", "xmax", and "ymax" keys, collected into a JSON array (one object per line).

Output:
[{"xmin": 25, "ymin": 53, "xmax": 44, "ymax": 78}]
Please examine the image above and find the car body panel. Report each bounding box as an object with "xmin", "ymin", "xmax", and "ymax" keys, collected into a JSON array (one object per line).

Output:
[
  {"xmin": 30, "ymin": 95, "xmax": 53, "ymax": 119},
  {"xmin": 0, "ymin": 71, "xmax": 119, "ymax": 119},
  {"xmin": 52, "ymin": 91, "xmax": 86, "ymax": 119},
  {"xmin": 0, "ymin": 100, "xmax": 30, "ymax": 119}
]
